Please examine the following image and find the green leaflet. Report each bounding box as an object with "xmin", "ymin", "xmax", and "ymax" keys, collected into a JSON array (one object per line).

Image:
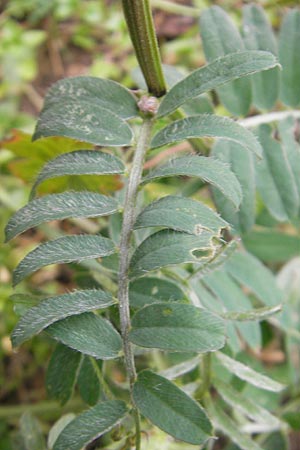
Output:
[
  {"xmin": 129, "ymin": 303, "xmax": 225, "ymax": 352},
  {"xmin": 34, "ymin": 100, "xmax": 133, "ymax": 147},
  {"xmin": 242, "ymin": 4, "xmax": 279, "ymax": 110},
  {"xmin": 129, "ymin": 229, "xmax": 221, "ymax": 279},
  {"xmin": 46, "ymin": 344, "xmax": 82, "ymax": 405},
  {"xmin": 158, "ymin": 51, "xmax": 278, "ymax": 117},
  {"xmin": 39, "ymin": 76, "xmax": 138, "ymax": 120},
  {"xmin": 20, "ymin": 412, "xmax": 47, "ymax": 450},
  {"xmin": 133, "ymin": 370, "xmax": 212, "ymax": 445},
  {"xmin": 216, "ymin": 352, "xmax": 285, "ymax": 392},
  {"xmin": 214, "ymin": 379, "xmax": 282, "ymax": 432},
  {"xmin": 47, "ymin": 312, "xmax": 122, "ymax": 360},
  {"xmin": 142, "ymin": 155, "xmax": 242, "ymax": 209},
  {"xmin": 13, "ymin": 235, "xmax": 116, "ymax": 286},
  {"xmin": 77, "ymin": 357, "xmax": 102, "ymax": 406},
  {"xmin": 31, "ymin": 150, "xmax": 124, "ymax": 198},
  {"xmin": 279, "ymin": 9, "xmax": 300, "ymax": 107},
  {"xmin": 11, "ymin": 289, "xmax": 115, "ymax": 346},
  {"xmin": 48, "ymin": 415, "xmax": 76, "ymax": 450},
  {"xmin": 200, "ymin": 6, "xmax": 251, "ymax": 116},
  {"xmin": 151, "ymin": 114, "xmax": 262, "ymax": 158},
  {"xmin": 134, "ymin": 195, "xmax": 228, "ymax": 235},
  {"xmin": 203, "ymin": 269, "xmax": 261, "ymax": 350},
  {"xmin": 223, "ymin": 304, "xmax": 282, "ymax": 322},
  {"xmin": 5, "ymin": 192, "xmax": 119, "ymax": 242},
  {"xmin": 206, "ymin": 399, "xmax": 264, "ymax": 450},
  {"xmin": 212, "ymin": 140, "xmax": 255, "ymax": 234},
  {"xmin": 53, "ymin": 400, "xmax": 128, "ymax": 450},
  {"xmin": 243, "ymin": 229, "xmax": 300, "ymax": 263},
  {"xmin": 129, "ymin": 277, "xmax": 186, "ymax": 308},
  {"xmin": 255, "ymin": 124, "xmax": 299, "ymax": 221},
  {"xmin": 225, "ymin": 251, "xmax": 283, "ymax": 306}
]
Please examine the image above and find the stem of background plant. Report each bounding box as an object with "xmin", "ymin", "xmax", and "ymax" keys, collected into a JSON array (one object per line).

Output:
[
  {"xmin": 118, "ymin": 117, "xmax": 154, "ymax": 449},
  {"xmin": 195, "ymin": 353, "xmax": 212, "ymax": 400},
  {"xmin": 122, "ymin": 0, "xmax": 167, "ymax": 97}
]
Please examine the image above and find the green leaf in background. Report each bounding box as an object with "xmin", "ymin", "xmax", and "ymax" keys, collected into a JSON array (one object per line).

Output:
[
  {"xmin": 213, "ymin": 379, "xmax": 282, "ymax": 432},
  {"xmin": 255, "ymin": 124, "xmax": 299, "ymax": 221},
  {"xmin": 199, "ymin": 6, "xmax": 251, "ymax": 116},
  {"xmin": 278, "ymin": 116, "xmax": 300, "ymax": 208},
  {"xmin": 212, "ymin": 140, "xmax": 255, "ymax": 234},
  {"xmin": 224, "ymin": 304, "xmax": 282, "ymax": 322},
  {"xmin": 13, "ymin": 235, "xmax": 116, "ymax": 285},
  {"xmin": 129, "ymin": 303, "xmax": 225, "ymax": 352},
  {"xmin": 158, "ymin": 51, "xmax": 278, "ymax": 117},
  {"xmin": 20, "ymin": 412, "xmax": 46, "ymax": 450},
  {"xmin": 11, "ymin": 289, "xmax": 115, "ymax": 346},
  {"xmin": 133, "ymin": 370, "xmax": 212, "ymax": 445},
  {"xmin": 34, "ymin": 101, "xmax": 133, "ymax": 147},
  {"xmin": 202, "ymin": 269, "xmax": 261, "ymax": 350},
  {"xmin": 5, "ymin": 192, "xmax": 119, "ymax": 241},
  {"xmin": 46, "ymin": 344, "xmax": 82, "ymax": 405},
  {"xmin": 77, "ymin": 357, "xmax": 101, "ymax": 406},
  {"xmin": 143, "ymin": 155, "xmax": 242, "ymax": 209},
  {"xmin": 129, "ymin": 277, "xmax": 186, "ymax": 308},
  {"xmin": 206, "ymin": 399, "xmax": 264, "ymax": 450},
  {"xmin": 134, "ymin": 196, "xmax": 228, "ymax": 235},
  {"xmin": 53, "ymin": 400, "xmax": 128, "ymax": 450},
  {"xmin": 47, "ymin": 312, "xmax": 122, "ymax": 360},
  {"xmin": 31, "ymin": 150, "xmax": 125, "ymax": 198},
  {"xmin": 225, "ymin": 251, "xmax": 283, "ymax": 306},
  {"xmin": 129, "ymin": 229, "xmax": 221, "ymax": 279},
  {"xmin": 279, "ymin": 9, "xmax": 300, "ymax": 107},
  {"xmin": 215, "ymin": 352, "xmax": 285, "ymax": 392},
  {"xmin": 151, "ymin": 115, "xmax": 262, "ymax": 158},
  {"xmin": 242, "ymin": 229, "xmax": 300, "ymax": 263},
  {"xmin": 242, "ymin": 4, "xmax": 279, "ymax": 110},
  {"xmin": 40, "ymin": 76, "xmax": 138, "ymax": 120}
]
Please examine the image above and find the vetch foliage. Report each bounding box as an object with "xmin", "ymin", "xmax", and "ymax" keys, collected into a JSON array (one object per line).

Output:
[{"xmin": 6, "ymin": 3, "xmax": 300, "ymax": 449}]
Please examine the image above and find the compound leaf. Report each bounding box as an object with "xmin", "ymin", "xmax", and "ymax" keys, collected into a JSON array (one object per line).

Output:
[
  {"xmin": 31, "ymin": 150, "xmax": 124, "ymax": 198},
  {"xmin": 11, "ymin": 289, "xmax": 115, "ymax": 347},
  {"xmin": 129, "ymin": 303, "xmax": 225, "ymax": 353},
  {"xmin": 151, "ymin": 115, "xmax": 262, "ymax": 158},
  {"xmin": 143, "ymin": 155, "xmax": 242, "ymax": 209},
  {"xmin": 47, "ymin": 312, "xmax": 122, "ymax": 360},
  {"xmin": 134, "ymin": 196, "xmax": 228, "ymax": 235},
  {"xmin": 13, "ymin": 235, "xmax": 116, "ymax": 286},
  {"xmin": 158, "ymin": 51, "xmax": 278, "ymax": 117},
  {"xmin": 133, "ymin": 370, "xmax": 212, "ymax": 445},
  {"xmin": 5, "ymin": 192, "xmax": 119, "ymax": 241},
  {"xmin": 53, "ymin": 400, "xmax": 128, "ymax": 450}
]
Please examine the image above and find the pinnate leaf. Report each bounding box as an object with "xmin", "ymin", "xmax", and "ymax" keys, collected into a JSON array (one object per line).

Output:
[
  {"xmin": 134, "ymin": 195, "xmax": 228, "ymax": 235},
  {"xmin": 31, "ymin": 150, "xmax": 124, "ymax": 198},
  {"xmin": 13, "ymin": 235, "xmax": 116, "ymax": 286},
  {"xmin": 11, "ymin": 289, "xmax": 115, "ymax": 346},
  {"xmin": 53, "ymin": 400, "xmax": 128, "ymax": 450},
  {"xmin": 158, "ymin": 51, "xmax": 278, "ymax": 117},
  {"xmin": 129, "ymin": 229, "xmax": 221, "ymax": 279},
  {"xmin": 5, "ymin": 192, "xmax": 119, "ymax": 241},
  {"xmin": 129, "ymin": 303, "xmax": 225, "ymax": 352},
  {"xmin": 133, "ymin": 370, "xmax": 212, "ymax": 445},
  {"xmin": 151, "ymin": 114, "xmax": 263, "ymax": 158},
  {"xmin": 47, "ymin": 312, "xmax": 122, "ymax": 360},
  {"xmin": 143, "ymin": 155, "xmax": 242, "ymax": 209}
]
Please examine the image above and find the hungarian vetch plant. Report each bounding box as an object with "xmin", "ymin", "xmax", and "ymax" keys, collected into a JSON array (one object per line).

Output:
[{"xmin": 5, "ymin": 2, "xmax": 300, "ymax": 449}]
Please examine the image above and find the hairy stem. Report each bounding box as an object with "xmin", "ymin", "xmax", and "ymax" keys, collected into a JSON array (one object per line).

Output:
[
  {"xmin": 122, "ymin": 0, "xmax": 166, "ymax": 97},
  {"xmin": 118, "ymin": 117, "xmax": 154, "ymax": 448}
]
